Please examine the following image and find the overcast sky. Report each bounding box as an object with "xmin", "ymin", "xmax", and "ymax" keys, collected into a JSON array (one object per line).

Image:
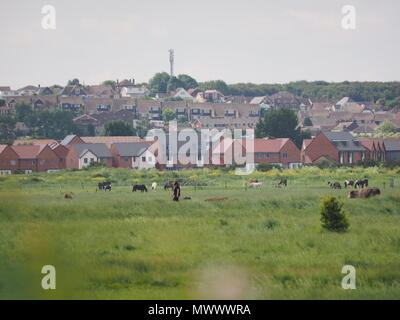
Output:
[{"xmin": 0, "ymin": 0, "xmax": 399, "ymax": 89}]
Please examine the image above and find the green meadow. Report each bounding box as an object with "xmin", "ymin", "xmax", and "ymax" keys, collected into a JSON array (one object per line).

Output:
[{"xmin": 0, "ymin": 166, "xmax": 399, "ymax": 299}]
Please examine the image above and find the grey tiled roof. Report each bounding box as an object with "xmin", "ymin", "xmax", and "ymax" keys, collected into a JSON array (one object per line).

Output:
[
  {"xmin": 60, "ymin": 135, "xmax": 77, "ymax": 146},
  {"xmin": 322, "ymin": 131, "xmax": 365, "ymax": 151},
  {"xmin": 384, "ymin": 139, "xmax": 400, "ymax": 151},
  {"xmin": 113, "ymin": 142, "xmax": 148, "ymax": 157},
  {"xmin": 73, "ymin": 143, "xmax": 112, "ymax": 158}
]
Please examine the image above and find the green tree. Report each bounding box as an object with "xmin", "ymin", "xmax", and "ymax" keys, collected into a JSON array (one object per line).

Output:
[
  {"xmin": 103, "ymin": 120, "xmax": 135, "ymax": 136},
  {"xmin": 148, "ymin": 72, "xmax": 171, "ymax": 93},
  {"xmin": 198, "ymin": 80, "xmax": 230, "ymax": 95},
  {"xmin": 101, "ymin": 80, "xmax": 117, "ymax": 89},
  {"xmin": 255, "ymin": 108, "xmax": 310, "ymax": 147},
  {"xmin": 68, "ymin": 78, "xmax": 81, "ymax": 86},
  {"xmin": 162, "ymin": 108, "xmax": 177, "ymax": 122},
  {"xmin": 0, "ymin": 115, "xmax": 16, "ymax": 145},
  {"xmin": 135, "ymin": 120, "xmax": 149, "ymax": 138},
  {"xmin": 177, "ymin": 74, "xmax": 198, "ymax": 90},
  {"xmin": 14, "ymin": 101, "xmax": 33, "ymax": 122},
  {"xmin": 374, "ymin": 121, "xmax": 398, "ymax": 137},
  {"xmin": 24, "ymin": 109, "xmax": 79, "ymax": 139},
  {"xmin": 166, "ymin": 76, "xmax": 184, "ymax": 93},
  {"xmin": 320, "ymin": 196, "xmax": 349, "ymax": 233}
]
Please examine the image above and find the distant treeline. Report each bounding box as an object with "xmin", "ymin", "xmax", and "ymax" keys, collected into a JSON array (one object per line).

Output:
[{"xmin": 225, "ymin": 81, "xmax": 400, "ymax": 108}]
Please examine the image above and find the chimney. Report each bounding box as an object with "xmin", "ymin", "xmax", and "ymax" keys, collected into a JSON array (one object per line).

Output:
[
  {"xmin": 132, "ymin": 78, "xmax": 135, "ymax": 85},
  {"xmin": 38, "ymin": 84, "xmax": 41, "ymax": 88}
]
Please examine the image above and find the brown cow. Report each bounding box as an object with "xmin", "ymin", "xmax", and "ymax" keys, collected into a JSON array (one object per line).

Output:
[
  {"xmin": 64, "ymin": 193, "xmax": 73, "ymax": 199},
  {"xmin": 348, "ymin": 188, "xmax": 380, "ymax": 199},
  {"xmin": 328, "ymin": 181, "xmax": 341, "ymax": 189}
]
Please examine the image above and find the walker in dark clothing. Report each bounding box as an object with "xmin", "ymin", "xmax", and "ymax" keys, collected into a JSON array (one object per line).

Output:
[{"xmin": 173, "ymin": 182, "xmax": 181, "ymax": 201}]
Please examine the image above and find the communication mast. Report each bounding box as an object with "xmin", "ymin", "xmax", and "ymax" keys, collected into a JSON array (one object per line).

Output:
[{"xmin": 169, "ymin": 49, "xmax": 174, "ymax": 77}]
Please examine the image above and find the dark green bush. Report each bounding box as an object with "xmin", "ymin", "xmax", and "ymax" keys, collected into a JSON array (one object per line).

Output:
[
  {"xmin": 320, "ymin": 196, "xmax": 349, "ymax": 233},
  {"xmin": 257, "ymin": 163, "xmax": 281, "ymax": 172},
  {"xmin": 356, "ymin": 158, "xmax": 379, "ymax": 168}
]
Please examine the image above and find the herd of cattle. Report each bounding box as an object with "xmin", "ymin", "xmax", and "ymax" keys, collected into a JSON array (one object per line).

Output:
[
  {"xmin": 97, "ymin": 181, "xmax": 174, "ymax": 193},
  {"xmin": 327, "ymin": 179, "xmax": 381, "ymax": 198},
  {"xmin": 94, "ymin": 177, "xmax": 381, "ymax": 199}
]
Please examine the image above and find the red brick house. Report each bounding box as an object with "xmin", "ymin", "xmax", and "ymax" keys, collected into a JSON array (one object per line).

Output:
[
  {"xmin": 251, "ymin": 138, "xmax": 302, "ymax": 169},
  {"xmin": 0, "ymin": 145, "xmax": 19, "ymax": 174},
  {"xmin": 11, "ymin": 145, "xmax": 60, "ymax": 173},
  {"xmin": 211, "ymin": 137, "xmax": 302, "ymax": 169},
  {"xmin": 359, "ymin": 138, "xmax": 386, "ymax": 162},
  {"xmin": 302, "ymin": 131, "xmax": 366, "ymax": 164},
  {"xmin": 52, "ymin": 144, "xmax": 69, "ymax": 169}
]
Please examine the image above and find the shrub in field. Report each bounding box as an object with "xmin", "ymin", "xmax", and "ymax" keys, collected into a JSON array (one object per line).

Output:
[
  {"xmin": 257, "ymin": 163, "xmax": 281, "ymax": 172},
  {"xmin": 320, "ymin": 196, "xmax": 349, "ymax": 233},
  {"xmin": 356, "ymin": 158, "xmax": 379, "ymax": 168}
]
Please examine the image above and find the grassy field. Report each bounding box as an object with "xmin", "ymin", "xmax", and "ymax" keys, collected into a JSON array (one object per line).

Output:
[{"xmin": 0, "ymin": 166, "xmax": 399, "ymax": 299}]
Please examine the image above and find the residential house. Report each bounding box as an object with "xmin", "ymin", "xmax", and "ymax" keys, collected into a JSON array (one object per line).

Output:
[
  {"xmin": 17, "ymin": 85, "xmax": 39, "ymax": 96},
  {"xmin": 111, "ymin": 142, "xmax": 156, "ymax": 169},
  {"xmin": 59, "ymin": 96, "xmax": 85, "ymax": 113},
  {"xmin": 65, "ymin": 143, "xmax": 113, "ymax": 169},
  {"xmin": 269, "ymin": 91, "xmax": 311, "ymax": 111},
  {"xmin": 383, "ymin": 139, "xmax": 400, "ymax": 160},
  {"xmin": 0, "ymin": 145, "xmax": 19, "ymax": 174},
  {"xmin": 358, "ymin": 138, "xmax": 386, "ymax": 162},
  {"xmin": 171, "ymin": 88, "xmax": 194, "ymax": 101},
  {"xmin": 251, "ymin": 138, "xmax": 302, "ymax": 169},
  {"xmin": 60, "ymin": 85, "xmax": 88, "ymax": 97},
  {"xmin": 86, "ymin": 85, "xmax": 118, "ymax": 98},
  {"xmin": 36, "ymin": 86, "xmax": 55, "ymax": 95},
  {"xmin": 302, "ymin": 131, "xmax": 366, "ymax": 164},
  {"xmin": 12, "ymin": 145, "xmax": 60, "ymax": 173},
  {"xmin": 192, "ymin": 116, "xmax": 259, "ymax": 130}
]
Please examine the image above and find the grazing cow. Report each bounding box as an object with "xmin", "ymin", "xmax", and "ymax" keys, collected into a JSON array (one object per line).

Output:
[
  {"xmin": 249, "ymin": 182, "xmax": 263, "ymax": 188},
  {"xmin": 164, "ymin": 182, "xmax": 173, "ymax": 190},
  {"xmin": 98, "ymin": 181, "xmax": 112, "ymax": 191},
  {"xmin": 344, "ymin": 180, "xmax": 354, "ymax": 188},
  {"xmin": 250, "ymin": 179, "xmax": 259, "ymax": 183},
  {"xmin": 278, "ymin": 178, "xmax": 287, "ymax": 187},
  {"xmin": 328, "ymin": 181, "xmax": 342, "ymax": 189},
  {"xmin": 151, "ymin": 182, "xmax": 157, "ymax": 191},
  {"xmin": 64, "ymin": 193, "xmax": 73, "ymax": 199},
  {"xmin": 348, "ymin": 188, "xmax": 380, "ymax": 199},
  {"xmin": 355, "ymin": 179, "xmax": 369, "ymax": 189},
  {"xmin": 132, "ymin": 184, "xmax": 148, "ymax": 192}
]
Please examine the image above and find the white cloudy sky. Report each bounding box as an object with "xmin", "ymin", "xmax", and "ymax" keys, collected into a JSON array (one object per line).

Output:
[{"xmin": 0, "ymin": 0, "xmax": 399, "ymax": 89}]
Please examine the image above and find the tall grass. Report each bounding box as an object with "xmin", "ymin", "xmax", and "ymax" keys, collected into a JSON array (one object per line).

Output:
[{"xmin": 0, "ymin": 167, "xmax": 399, "ymax": 299}]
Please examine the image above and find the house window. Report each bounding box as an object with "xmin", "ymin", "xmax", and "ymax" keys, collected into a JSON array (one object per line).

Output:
[
  {"xmin": 124, "ymin": 157, "xmax": 129, "ymax": 162},
  {"xmin": 256, "ymin": 153, "xmax": 263, "ymax": 159},
  {"xmin": 10, "ymin": 160, "xmax": 16, "ymax": 165},
  {"xmin": 282, "ymin": 153, "xmax": 288, "ymax": 159},
  {"xmin": 84, "ymin": 158, "xmax": 88, "ymax": 164},
  {"xmin": 142, "ymin": 156, "xmax": 146, "ymax": 162},
  {"xmin": 39, "ymin": 160, "xmax": 45, "ymax": 165},
  {"xmin": 90, "ymin": 158, "xmax": 94, "ymax": 163},
  {"xmin": 31, "ymin": 160, "xmax": 36, "ymax": 165}
]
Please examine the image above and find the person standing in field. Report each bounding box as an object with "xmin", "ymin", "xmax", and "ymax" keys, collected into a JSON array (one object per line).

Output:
[{"xmin": 173, "ymin": 181, "xmax": 181, "ymax": 202}]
